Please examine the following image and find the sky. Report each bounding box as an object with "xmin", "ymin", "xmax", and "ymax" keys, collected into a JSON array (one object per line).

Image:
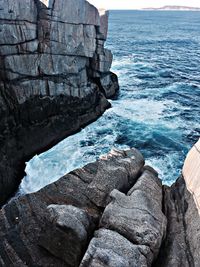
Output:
[{"xmin": 88, "ymin": 0, "xmax": 200, "ymax": 10}]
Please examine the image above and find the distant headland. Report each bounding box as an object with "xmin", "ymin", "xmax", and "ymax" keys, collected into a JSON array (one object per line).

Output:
[{"xmin": 142, "ymin": 5, "xmax": 200, "ymax": 11}]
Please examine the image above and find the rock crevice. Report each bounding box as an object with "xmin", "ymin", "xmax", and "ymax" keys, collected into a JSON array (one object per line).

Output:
[{"xmin": 0, "ymin": 142, "xmax": 200, "ymax": 266}]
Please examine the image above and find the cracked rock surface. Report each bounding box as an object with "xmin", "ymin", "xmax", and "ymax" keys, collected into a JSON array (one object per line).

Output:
[
  {"xmin": 0, "ymin": 0, "xmax": 119, "ymax": 205},
  {"xmin": 0, "ymin": 148, "xmax": 145, "ymax": 266},
  {"xmin": 0, "ymin": 146, "xmax": 199, "ymax": 266}
]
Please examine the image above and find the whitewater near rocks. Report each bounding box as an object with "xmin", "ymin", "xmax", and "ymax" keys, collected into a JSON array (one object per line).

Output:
[
  {"xmin": 1, "ymin": 142, "xmax": 200, "ymax": 266},
  {"xmin": 21, "ymin": 10, "xmax": 200, "ymax": 195},
  {"xmin": 0, "ymin": 1, "xmax": 199, "ymax": 266}
]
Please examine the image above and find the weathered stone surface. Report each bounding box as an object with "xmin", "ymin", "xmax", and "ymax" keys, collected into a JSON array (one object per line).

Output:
[
  {"xmin": 154, "ymin": 140, "xmax": 200, "ymax": 267},
  {"xmin": 39, "ymin": 205, "xmax": 95, "ymax": 267},
  {"xmin": 182, "ymin": 138, "xmax": 200, "ymax": 213},
  {"xmin": 0, "ymin": 149, "xmax": 144, "ymax": 266},
  {"xmin": 154, "ymin": 178, "xmax": 193, "ymax": 267},
  {"xmin": 0, "ymin": 22, "xmax": 37, "ymax": 45},
  {"xmin": 91, "ymin": 49, "xmax": 113, "ymax": 73},
  {"xmin": 48, "ymin": 0, "xmax": 100, "ymax": 25},
  {"xmin": 0, "ymin": 0, "xmax": 119, "ymax": 205},
  {"xmin": 100, "ymin": 168, "xmax": 167, "ymax": 264},
  {"xmin": 86, "ymin": 148, "xmax": 145, "ymax": 207},
  {"xmin": 0, "ymin": 0, "xmax": 37, "ymax": 21},
  {"xmin": 98, "ymin": 9, "xmax": 109, "ymax": 40},
  {"xmin": 0, "ymin": 145, "xmax": 200, "ymax": 266},
  {"xmin": 80, "ymin": 229, "xmax": 150, "ymax": 267},
  {"xmin": 100, "ymin": 72, "xmax": 119, "ymax": 99}
]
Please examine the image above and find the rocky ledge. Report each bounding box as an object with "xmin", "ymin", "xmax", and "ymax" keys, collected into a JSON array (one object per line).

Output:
[
  {"xmin": 0, "ymin": 0, "xmax": 119, "ymax": 205},
  {"xmin": 0, "ymin": 140, "xmax": 199, "ymax": 266}
]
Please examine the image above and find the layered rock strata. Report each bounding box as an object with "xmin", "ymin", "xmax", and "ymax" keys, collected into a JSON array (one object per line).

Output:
[
  {"xmin": 0, "ymin": 0, "xmax": 119, "ymax": 205},
  {"xmin": 0, "ymin": 140, "xmax": 200, "ymax": 266}
]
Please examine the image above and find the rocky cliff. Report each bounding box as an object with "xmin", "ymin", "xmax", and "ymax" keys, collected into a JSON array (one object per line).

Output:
[
  {"xmin": 0, "ymin": 0, "xmax": 119, "ymax": 205},
  {"xmin": 0, "ymin": 141, "xmax": 199, "ymax": 266}
]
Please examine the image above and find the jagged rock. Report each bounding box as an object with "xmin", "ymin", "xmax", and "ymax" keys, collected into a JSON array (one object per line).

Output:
[
  {"xmin": 86, "ymin": 148, "xmax": 144, "ymax": 207},
  {"xmin": 98, "ymin": 9, "xmax": 109, "ymax": 40},
  {"xmin": 154, "ymin": 138, "xmax": 200, "ymax": 267},
  {"xmin": 0, "ymin": 144, "xmax": 200, "ymax": 266},
  {"xmin": 0, "ymin": 0, "xmax": 119, "ymax": 205},
  {"xmin": 153, "ymin": 179, "xmax": 190, "ymax": 267},
  {"xmin": 39, "ymin": 205, "xmax": 95, "ymax": 267},
  {"xmin": 80, "ymin": 229, "xmax": 151, "ymax": 267},
  {"xmin": 99, "ymin": 168, "xmax": 167, "ymax": 264},
  {"xmin": 100, "ymin": 72, "xmax": 119, "ymax": 99},
  {"xmin": 0, "ymin": 148, "xmax": 144, "ymax": 266},
  {"xmin": 48, "ymin": 0, "xmax": 100, "ymax": 25},
  {"xmin": 91, "ymin": 49, "xmax": 113, "ymax": 73}
]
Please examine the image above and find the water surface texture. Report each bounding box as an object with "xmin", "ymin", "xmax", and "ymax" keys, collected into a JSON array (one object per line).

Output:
[{"xmin": 20, "ymin": 11, "xmax": 200, "ymax": 193}]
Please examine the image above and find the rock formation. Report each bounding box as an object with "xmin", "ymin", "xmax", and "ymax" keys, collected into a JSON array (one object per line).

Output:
[
  {"xmin": 0, "ymin": 0, "xmax": 119, "ymax": 205},
  {"xmin": 0, "ymin": 140, "xmax": 199, "ymax": 266},
  {"xmin": 0, "ymin": 0, "xmax": 199, "ymax": 266},
  {"xmin": 154, "ymin": 138, "xmax": 200, "ymax": 267}
]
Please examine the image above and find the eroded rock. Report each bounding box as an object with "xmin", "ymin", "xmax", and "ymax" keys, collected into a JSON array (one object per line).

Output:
[
  {"xmin": 39, "ymin": 205, "xmax": 95, "ymax": 267},
  {"xmin": 0, "ymin": 0, "xmax": 119, "ymax": 205},
  {"xmin": 86, "ymin": 148, "xmax": 145, "ymax": 207},
  {"xmin": 80, "ymin": 229, "xmax": 150, "ymax": 267},
  {"xmin": 0, "ymin": 149, "xmax": 143, "ymax": 266},
  {"xmin": 99, "ymin": 168, "xmax": 167, "ymax": 264},
  {"xmin": 0, "ymin": 145, "xmax": 200, "ymax": 266}
]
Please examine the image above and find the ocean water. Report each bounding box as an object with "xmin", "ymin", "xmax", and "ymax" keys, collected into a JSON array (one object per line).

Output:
[{"xmin": 19, "ymin": 11, "xmax": 200, "ymax": 194}]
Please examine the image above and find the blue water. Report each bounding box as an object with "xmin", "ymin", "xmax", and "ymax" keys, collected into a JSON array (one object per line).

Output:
[{"xmin": 19, "ymin": 11, "xmax": 200, "ymax": 194}]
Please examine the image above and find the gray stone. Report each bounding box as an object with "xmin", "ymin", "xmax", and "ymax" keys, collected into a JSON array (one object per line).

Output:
[
  {"xmin": 91, "ymin": 49, "xmax": 113, "ymax": 73},
  {"xmin": 80, "ymin": 229, "xmax": 150, "ymax": 267},
  {"xmin": 97, "ymin": 9, "xmax": 109, "ymax": 40},
  {"xmin": 0, "ymin": 0, "xmax": 37, "ymax": 21},
  {"xmin": 39, "ymin": 205, "xmax": 94, "ymax": 267},
  {"xmin": 0, "ymin": 148, "xmax": 144, "ymax": 266},
  {"xmin": 154, "ymin": 177, "xmax": 200, "ymax": 267},
  {"xmin": 49, "ymin": 0, "xmax": 100, "ymax": 25},
  {"xmin": 100, "ymin": 72, "xmax": 119, "ymax": 98},
  {"xmin": 100, "ymin": 169, "xmax": 167, "ymax": 263},
  {"xmin": 45, "ymin": 23, "xmax": 96, "ymax": 57},
  {"xmin": 0, "ymin": 22, "xmax": 36, "ymax": 45},
  {"xmin": 0, "ymin": 0, "xmax": 119, "ymax": 223},
  {"xmin": 86, "ymin": 148, "xmax": 145, "ymax": 207}
]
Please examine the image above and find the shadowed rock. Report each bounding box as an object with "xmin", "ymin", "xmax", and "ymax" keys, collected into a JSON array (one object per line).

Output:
[
  {"xmin": 0, "ymin": 0, "xmax": 119, "ymax": 205},
  {"xmin": 154, "ymin": 139, "xmax": 200, "ymax": 267},
  {"xmin": 39, "ymin": 205, "xmax": 95, "ymax": 267},
  {"xmin": 0, "ymin": 148, "xmax": 144, "ymax": 266}
]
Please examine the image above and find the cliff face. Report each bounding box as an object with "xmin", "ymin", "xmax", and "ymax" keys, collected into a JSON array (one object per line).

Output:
[
  {"xmin": 154, "ymin": 139, "xmax": 200, "ymax": 267},
  {"xmin": 0, "ymin": 141, "xmax": 199, "ymax": 266},
  {"xmin": 0, "ymin": 0, "xmax": 119, "ymax": 205},
  {"xmin": 0, "ymin": 141, "xmax": 200, "ymax": 267}
]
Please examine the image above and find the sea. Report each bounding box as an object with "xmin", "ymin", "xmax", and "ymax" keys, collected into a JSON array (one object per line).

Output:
[{"xmin": 19, "ymin": 11, "xmax": 200, "ymax": 194}]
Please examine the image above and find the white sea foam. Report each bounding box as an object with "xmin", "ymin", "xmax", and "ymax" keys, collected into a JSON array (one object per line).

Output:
[{"xmin": 18, "ymin": 12, "xmax": 200, "ymax": 195}]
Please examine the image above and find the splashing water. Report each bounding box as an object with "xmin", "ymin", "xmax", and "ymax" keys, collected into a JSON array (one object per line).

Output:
[{"xmin": 19, "ymin": 11, "xmax": 200, "ymax": 194}]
